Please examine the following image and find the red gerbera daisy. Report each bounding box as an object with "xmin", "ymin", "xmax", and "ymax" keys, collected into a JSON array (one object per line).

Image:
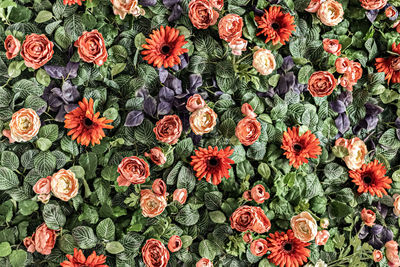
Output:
[
  {"xmin": 63, "ymin": 0, "xmax": 85, "ymax": 5},
  {"xmin": 266, "ymin": 230, "xmax": 311, "ymax": 267},
  {"xmin": 349, "ymin": 160, "xmax": 392, "ymax": 198},
  {"xmin": 141, "ymin": 26, "xmax": 188, "ymax": 68},
  {"xmin": 281, "ymin": 127, "xmax": 322, "ymax": 169},
  {"xmin": 190, "ymin": 146, "xmax": 234, "ymax": 185},
  {"xmin": 375, "ymin": 42, "xmax": 400, "ymax": 83},
  {"xmin": 255, "ymin": 6, "xmax": 296, "ymax": 45},
  {"xmin": 60, "ymin": 248, "xmax": 108, "ymax": 267},
  {"xmin": 64, "ymin": 98, "xmax": 114, "ymax": 146}
]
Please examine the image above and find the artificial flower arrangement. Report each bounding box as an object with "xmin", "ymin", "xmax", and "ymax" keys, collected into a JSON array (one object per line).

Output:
[{"xmin": 1, "ymin": 0, "xmax": 400, "ymax": 266}]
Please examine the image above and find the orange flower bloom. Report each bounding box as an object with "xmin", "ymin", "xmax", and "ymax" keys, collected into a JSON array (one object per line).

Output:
[
  {"xmin": 64, "ymin": 98, "xmax": 114, "ymax": 146},
  {"xmin": 21, "ymin": 34, "xmax": 54, "ymax": 69},
  {"xmin": 267, "ymin": 230, "xmax": 311, "ymax": 267},
  {"xmin": 74, "ymin": 30, "xmax": 108, "ymax": 66},
  {"xmin": 141, "ymin": 26, "xmax": 188, "ymax": 68},
  {"xmin": 255, "ymin": 6, "xmax": 296, "ymax": 45},
  {"xmin": 173, "ymin": 188, "xmax": 187, "ymax": 204},
  {"xmin": 230, "ymin": 205, "xmax": 271, "ymax": 233},
  {"xmin": 235, "ymin": 117, "xmax": 261, "ymax": 146},
  {"xmin": 281, "ymin": 127, "xmax": 322, "ymax": 169},
  {"xmin": 60, "ymin": 248, "xmax": 108, "ymax": 267},
  {"xmin": 167, "ymin": 235, "xmax": 182, "ymax": 252},
  {"xmin": 24, "ymin": 223, "xmax": 57, "ymax": 255},
  {"xmin": 218, "ymin": 14, "xmax": 243, "ymax": 43},
  {"xmin": 349, "ymin": 160, "xmax": 392, "ymax": 198},
  {"xmin": 9, "ymin": 108, "xmax": 41, "ymax": 142},
  {"xmin": 250, "ymin": 184, "xmax": 270, "ymax": 204},
  {"xmin": 361, "ymin": 208, "xmax": 376, "ymax": 226},
  {"xmin": 154, "ymin": 115, "xmax": 183, "ymax": 145},
  {"xmin": 4, "ymin": 35, "xmax": 21, "ymax": 59},
  {"xmin": 250, "ymin": 238, "xmax": 268, "ymax": 256},
  {"xmin": 360, "ymin": 0, "xmax": 387, "ymax": 10},
  {"xmin": 323, "ymin": 38, "xmax": 341, "ymax": 56},
  {"xmin": 64, "ymin": 0, "xmax": 85, "ymax": 5},
  {"xmin": 315, "ymin": 230, "xmax": 330, "ymax": 246},
  {"xmin": 376, "ymin": 42, "xmax": 400, "ymax": 83},
  {"xmin": 196, "ymin": 258, "xmax": 213, "ymax": 267},
  {"xmin": 308, "ymin": 71, "xmax": 337, "ymax": 97},
  {"xmin": 190, "ymin": 146, "xmax": 234, "ymax": 185},
  {"xmin": 51, "ymin": 169, "xmax": 79, "ymax": 201},
  {"xmin": 373, "ymin": 250, "xmax": 383, "ymax": 262},
  {"xmin": 140, "ymin": 189, "xmax": 167, "ymax": 218},
  {"xmin": 142, "ymin": 239, "xmax": 170, "ymax": 267}
]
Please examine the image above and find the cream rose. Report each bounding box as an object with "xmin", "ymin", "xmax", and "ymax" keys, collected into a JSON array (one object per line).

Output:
[
  {"xmin": 317, "ymin": 0, "xmax": 344, "ymax": 27},
  {"xmin": 394, "ymin": 194, "xmax": 400, "ymax": 217},
  {"xmin": 290, "ymin": 211, "xmax": 318, "ymax": 242},
  {"xmin": 252, "ymin": 48, "xmax": 276, "ymax": 75},
  {"xmin": 9, "ymin": 108, "xmax": 41, "ymax": 142},
  {"xmin": 50, "ymin": 169, "xmax": 79, "ymax": 201},
  {"xmin": 189, "ymin": 106, "xmax": 217, "ymax": 135}
]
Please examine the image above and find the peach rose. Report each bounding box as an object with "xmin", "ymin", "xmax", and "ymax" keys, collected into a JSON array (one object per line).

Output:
[
  {"xmin": 152, "ymin": 178, "xmax": 167, "ymax": 197},
  {"xmin": 140, "ymin": 189, "xmax": 167, "ymax": 217},
  {"xmin": 218, "ymin": 14, "xmax": 243, "ymax": 43},
  {"xmin": 24, "ymin": 223, "xmax": 57, "ymax": 255},
  {"xmin": 142, "ymin": 239, "xmax": 170, "ymax": 267},
  {"xmin": 360, "ymin": 0, "xmax": 387, "ymax": 10},
  {"xmin": 335, "ymin": 57, "xmax": 352, "ymax": 74},
  {"xmin": 173, "ymin": 188, "xmax": 187, "ymax": 204},
  {"xmin": 250, "ymin": 184, "xmax": 270, "ymax": 204},
  {"xmin": 9, "ymin": 108, "xmax": 41, "ymax": 142},
  {"xmin": 320, "ymin": 218, "xmax": 329, "ymax": 229},
  {"xmin": 33, "ymin": 176, "xmax": 51, "ymax": 203},
  {"xmin": 386, "ymin": 6, "xmax": 397, "ymax": 18},
  {"xmin": 317, "ymin": 0, "xmax": 344, "ymax": 26},
  {"xmin": 21, "ymin": 34, "xmax": 53, "ymax": 69},
  {"xmin": 243, "ymin": 232, "xmax": 252, "ymax": 243},
  {"xmin": 323, "ymin": 39, "xmax": 341, "ymax": 56},
  {"xmin": 243, "ymin": 190, "xmax": 252, "ymax": 201},
  {"xmin": 394, "ymin": 20, "xmax": 400, "ymax": 34},
  {"xmin": 361, "ymin": 208, "xmax": 376, "ymax": 226},
  {"xmin": 209, "ymin": 0, "xmax": 223, "ymax": 10},
  {"xmin": 196, "ymin": 258, "xmax": 213, "ymax": 267},
  {"xmin": 2, "ymin": 129, "xmax": 15, "ymax": 143},
  {"xmin": 252, "ymin": 206, "xmax": 271, "ymax": 233},
  {"xmin": 250, "ymin": 238, "xmax": 268, "ymax": 256},
  {"xmin": 235, "ymin": 117, "xmax": 261, "ymax": 146},
  {"xmin": 230, "ymin": 206, "xmax": 271, "ymax": 233},
  {"xmin": 305, "ymin": 0, "xmax": 321, "ymax": 12},
  {"xmin": 252, "ymin": 48, "xmax": 276, "ymax": 75},
  {"xmin": 393, "ymin": 194, "xmax": 400, "ymax": 217},
  {"xmin": 229, "ymin": 38, "xmax": 247, "ymax": 56},
  {"xmin": 167, "ymin": 235, "xmax": 182, "ymax": 252},
  {"xmin": 4, "ymin": 35, "xmax": 21, "ymax": 59},
  {"xmin": 373, "ymin": 250, "xmax": 383, "ymax": 262},
  {"xmin": 186, "ymin": 94, "xmax": 206, "ymax": 112},
  {"xmin": 145, "ymin": 147, "xmax": 166, "ymax": 166},
  {"xmin": 154, "ymin": 115, "xmax": 182, "ymax": 144},
  {"xmin": 350, "ymin": 61, "xmax": 363, "ymax": 81},
  {"xmin": 117, "ymin": 156, "xmax": 150, "ymax": 186},
  {"xmin": 386, "ymin": 240, "xmax": 400, "ymax": 267},
  {"xmin": 315, "ymin": 230, "xmax": 330, "ymax": 245},
  {"xmin": 74, "ymin": 30, "xmax": 108, "ymax": 66},
  {"xmin": 38, "ymin": 194, "xmax": 51, "ymax": 204},
  {"xmin": 334, "ymin": 137, "xmax": 367, "ymax": 170},
  {"xmin": 308, "ymin": 71, "xmax": 337, "ymax": 97},
  {"xmin": 51, "ymin": 169, "xmax": 78, "ymax": 201},
  {"xmin": 241, "ymin": 103, "xmax": 257, "ymax": 119},
  {"xmin": 110, "ymin": 0, "xmax": 145, "ymax": 20},
  {"xmin": 188, "ymin": 0, "xmax": 219, "ymax": 29},
  {"xmin": 290, "ymin": 211, "xmax": 318, "ymax": 242},
  {"xmin": 189, "ymin": 106, "xmax": 217, "ymax": 135}
]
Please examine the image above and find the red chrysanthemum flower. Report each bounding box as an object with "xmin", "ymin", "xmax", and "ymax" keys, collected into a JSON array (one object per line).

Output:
[
  {"xmin": 63, "ymin": 0, "xmax": 85, "ymax": 5},
  {"xmin": 349, "ymin": 160, "xmax": 392, "ymax": 198},
  {"xmin": 281, "ymin": 127, "xmax": 322, "ymax": 169},
  {"xmin": 141, "ymin": 26, "xmax": 188, "ymax": 68},
  {"xmin": 64, "ymin": 98, "xmax": 114, "ymax": 146},
  {"xmin": 266, "ymin": 230, "xmax": 311, "ymax": 267},
  {"xmin": 190, "ymin": 146, "xmax": 234, "ymax": 185},
  {"xmin": 375, "ymin": 42, "xmax": 400, "ymax": 83},
  {"xmin": 255, "ymin": 6, "xmax": 296, "ymax": 45},
  {"xmin": 60, "ymin": 248, "xmax": 108, "ymax": 267}
]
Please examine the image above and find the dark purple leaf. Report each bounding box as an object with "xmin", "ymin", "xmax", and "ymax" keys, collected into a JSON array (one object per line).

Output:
[
  {"xmin": 371, "ymin": 224, "xmax": 383, "ymax": 235},
  {"xmin": 61, "ymin": 81, "xmax": 80, "ymax": 102},
  {"xmin": 136, "ymin": 88, "xmax": 149, "ymax": 98},
  {"xmin": 395, "ymin": 117, "xmax": 400, "ymax": 128},
  {"xmin": 276, "ymin": 72, "xmax": 295, "ymax": 95},
  {"xmin": 163, "ymin": 0, "xmax": 180, "ymax": 7},
  {"xmin": 366, "ymin": 10, "xmax": 379, "ymax": 23},
  {"xmin": 140, "ymin": 0, "xmax": 157, "ymax": 6},
  {"xmin": 157, "ymin": 101, "xmax": 172, "ymax": 115},
  {"xmin": 335, "ymin": 113, "xmax": 350, "ymax": 134},
  {"xmin": 369, "ymin": 235, "xmax": 384, "ymax": 250},
  {"xmin": 125, "ymin": 111, "xmax": 144, "ymax": 127},
  {"xmin": 65, "ymin": 104, "xmax": 79, "ymax": 113},
  {"xmin": 165, "ymin": 77, "xmax": 182, "ymax": 94},
  {"xmin": 358, "ymin": 226, "xmax": 369, "ymax": 239},
  {"xmin": 159, "ymin": 87, "xmax": 175, "ymax": 101},
  {"xmin": 365, "ymin": 103, "xmax": 384, "ymax": 116},
  {"xmin": 168, "ymin": 4, "xmax": 182, "ymax": 22},
  {"xmin": 55, "ymin": 108, "xmax": 67, "ymax": 122},
  {"xmin": 381, "ymin": 227, "xmax": 393, "ymax": 243},
  {"xmin": 144, "ymin": 96, "xmax": 157, "ymax": 116},
  {"xmin": 159, "ymin": 67, "xmax": 169, "ymax": 83},
  {"xmin": 66, "ymin": 62, "xmax": 79, "ymax": 79},
  {"xmin": 396, "ymin": 129, "xmax": 400, "ymax": 140},
  {"xmin": 365, "ymin": 115, "xmax": 379, "ymax": 131},
  {"xmin": 338, "ymin": 91, "xmax": 353, "ymax": 106},
  {"xmin": 48, "ymin": 94, "xmax": 64, "ymax": 109},
  {"xmin": 330, "ymin": 100, "xmax": 346, "ymax": 113},
  {"xmin": 44, "ymin": 65, "xmax": 65, "ymax": 79},
  {"xmin": 282, "ymin": 56, "xmax": 294, "ymax": 72},
  {"xmin": 189, "ymin": 74, "xmax": 203, "ymax": 92}
]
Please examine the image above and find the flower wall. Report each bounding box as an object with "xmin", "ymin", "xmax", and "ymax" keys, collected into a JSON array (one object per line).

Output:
[{"xmin": 0, "ymin": 0, "xmax": 400, "ymax": 266}]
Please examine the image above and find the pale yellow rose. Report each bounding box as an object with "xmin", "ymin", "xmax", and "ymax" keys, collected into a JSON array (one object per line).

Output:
[{"xmin": 290, "ymin": 211, "xmax": 318, "ymax": 242}]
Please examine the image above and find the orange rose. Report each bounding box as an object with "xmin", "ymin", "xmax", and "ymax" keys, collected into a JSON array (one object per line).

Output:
[
  {"xmin": 110, "ymin": 0, "xmax": 145, "ymax": 19},
  {"xmin": 167, "ymin": 235, "xmax": 182, "ymax": 252},
  {"xmin": 4, "ymin": 35, "xmax": 21, "ymax": 59},
  {"xmin": 250, "ymin": 238, "xmax": 268, "ymax": 257},
  {"xmin": 393, "ymin": 194, "xmax": 400, "ymax": 217},
  {"xmin": 250, "ymin": 206, "xmax": 271, "ymax": 234},
  {"xmin": 243, "ymin": 232, "xmax": 252, "ymax": 243},
  {"xmin": 235, "ymin": 117, "xmax": 261, "ymax": 146},
  {"xmin": 334, "ymin": 137, "xmax": 367, "ymax": 170},
  {"xmin": 315, "ymin": 230, "xmax": 330, "ymax": 245},
  {"xmin": 361, "ymin": 208, "xmax": 376, "ymax": 226},
  {"xmin": 9, "ymin": 108, "xmax": 41, "ymax": 142},
  {"xmin": 242, "ymin": 190, "xmax": 252, "ymax": 201},
  {"xmin": 230, "ymin": 205, "xmax": 270, "ymax": 233},
  {"xmin": 152, "ymin": 178, "xmax": 167, "ymax": 197},
  {"xmin": 140, "ymin": 189, "xmax": 167, "ymax": 218},
  {"xmin": 305, "ymin": 0, "xmax": 321, "ymax": 12},
  {"xmin": 323, "ymin": 39, "xmax": 341, "ymax": 56},
  {"xmin": 350, "ymin": 61, "xmax": 363, "ymax": 81},
  {"xmin": 209, "ymin": 0, "xmax": 223, "ymax": 10},
  {"xmin": 317, "ymin": 0, "xmax": 344, "ymax": 26},
  {"xmin": 74, "ymin": 30, "xmax": 108, "ymax": 66},
  {"xmin": 117, "ymin": 156, "xmax": 150, "ymax": 186},
  {"xmin": 360, "ymin": 0, "xmax": 387, "ymax": 10},
  {"xmin": 154, "ymin": 115, "xmax": 182, "ymax": 144},
  {"xmin": 145, "ymin": 147, "xmax": 166, "ymax": 166},
  {"xmin": 51, "ymin": 169, "xmax": 79, "ymax": 201},
  {"xmin": 252, "ymin": 48, "xmax": 276, "ymax": 75},
  {"xmin": 189, "ymin": 106, "xmax": 217, "ymax": 135},
  {"xmin": 386, "ymin": 6, "xmax": 397, "ymax": 18},
  {"xmin": 188, "ymin": 0, "xmax": 219, "ymax": 29},
  {"xmin": 21, "ymin": 34, "xmax": 54, "ymax": 69},
  {"xmin": 186, "ymin": 94, "xmax": 206, "ymax": 112},
  {"xmin": 308, "ymin": 71, "xmax": 337, "ymax": 97},
  {"xmin": 196, "ymin": 258, "xmax": 213, "ymax": 267},
  {"xmin": 386, "ymin": 240, "xmax": 400, "ymax": 266},
  {"xmin": 241, "ymin": 103, "xmax": 257, "ymax": 119},
  {"xmin": 335, "ymin": 57, "xmax": 352, "ymax": 74},
  {"xmin": 229, "ymin": 38, "xmax": 247, "ymax": 56},
  {"xmin": 394, "ymin": 20, "xmax": 400, "ymax": 34},
  {"xmin": 33, "ymin": 176, "xmax": 51, "ymax": 204},
  {"xmin": 173, "ymin": 188, "xmax": 187, "ymax": 204},
  {"xmin": 373, "ymin": 250, "xmax": 383, "ymax": 262},
  {"xmin": 24, "ymin": 223, "xmax": 57, "ymax": 255},
  {"xmin": 290, "ymin": 211, "xmax": 318, "ymax": 242},
  {"xmin": 218, "ymin": 14, "xmax": 243, "ymax": 43},
  {"xmin": 142, "ymin": 239, "xmax": 170, "ymax": 267},
  {"xmin": 250, "ymin": 184, "xmax": 270, "ymax": 204}
]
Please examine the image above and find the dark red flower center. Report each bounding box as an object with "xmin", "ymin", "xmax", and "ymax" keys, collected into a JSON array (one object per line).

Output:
[
  {"xmin": 161, "ymin": 44, "xmax": 171, "ymax": 55},
  {"xmin": 272, "ymin": 22, "xmax": 280, "ymax": 30},
  {"xmin": 283, "ymin": 242, "xmax": 292, "ymax": 252},
  {"xmin": 363, "ymin": 176, "xmax": 372, "ymax": 184},
  {"xmin": 293, "ymin": 143, "xmax": 303, "ymax": 152},
  {"xmin": 208, "ymin": 157, "xmax": 219, "ymax": 167},
  {"xmin": 84, "ymin": 118, "xmax": 94, "ymax": 127}
]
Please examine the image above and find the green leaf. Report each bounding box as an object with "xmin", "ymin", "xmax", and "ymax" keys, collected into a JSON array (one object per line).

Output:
[
  {"xmin": 134, "ymin": 33, "xmax": 146, "ymax": 50},
  {"xmin": 58, "ymin": 234, "xmax": 77, "ymax": 254},
  {"xmin": 298, "ymin": 65, "xmax": 314, "ymax": 84},
  {"xmin": 61, "ymin": 136, "xmax": 79, "ymax": 156},
  {"xmin": 19, "ymin": 200, "xmax": 38, "ymax": 216},
  {"xmin": 96, "ymin": 218, "xmax": 115, "ymax": 241},
  {"xmin": 199, "ymin": 240, "xmax": 218, "ymax": 260},
  {"xmin": 72, "ymin": 226, "xmax": 98, "ymax": 249},
  {"xmin": 54, "ymin": 27, "xmax": 72, "ymax": 50},
  {"xmin": 65, "ymin": 14, "xmax": 84, "ymax": 41},
  {"xmin": 0, "ymin": 242, "xmax": 11, "ymax": 257},
  {"xmin": 34, "ymin": 151, "xmax": 57, "ymax": 176},
  {"xmin": 322, "ymin": 118, "xmax": 338, "ymax": 139},
  {"xmin": 258, "ymin": 163, "xmax": 271, "ymax": 179},
  {"xmin": 106, "ymin": 241, "xmax": 125, "ymax": 254},
  {"xmin": 329, "ymin": 201, "xmax": 354, "ymax": 218},
  {"xmin": 0, "ymin": 167, "xmax": 19, "ymax": 190},
  {"xmin": 36, "ymin": 69, "xmax": 51, "ymax": 86},
  {"xmin": 36, "ymin": 138, "xmax": 52, "ymax": 151},
  {"xmin": 43, "ymin": 204, "xmax": 66, "ymax": 230},
  {"xmin": 9, "ymin": 250, "xmax": 27, "ymax": 267},
  {"xmin": 35, "ymin": 10, "xmax": 53, "ymax": 23},
  {"xmin": 175, "ymin": 138, "xmax": 194, "ymax": 159},
  {"xmin": 177, "ymin": 166, "xmax": 196, "ymax": 194},
  {"xmin": 175, "ymin": 205, "xmax": 200, "ymax": 226},
  {"xmin": 79, "ymin": 152, "xmax": 97, "ymax": 179},
  {"xmin": 1, "ymin": 151, "xmax": 19, "ymax": 171},
  {"xmin": 209, "ymin": 210, "xmax": 226, "ymax": 224}
]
